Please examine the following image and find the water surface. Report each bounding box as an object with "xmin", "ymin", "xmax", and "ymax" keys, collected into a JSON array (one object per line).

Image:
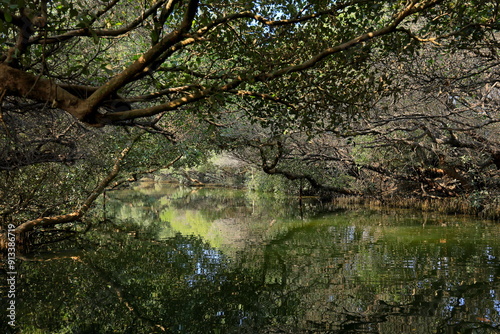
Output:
[{"xmin": 4, "ymin": 184, "xmax": 500, "ymax": 333}]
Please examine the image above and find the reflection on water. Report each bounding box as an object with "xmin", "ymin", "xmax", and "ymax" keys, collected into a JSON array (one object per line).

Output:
[{"xmin": 2, "ymin": 184, "xmax": 500, "ymax": 333}]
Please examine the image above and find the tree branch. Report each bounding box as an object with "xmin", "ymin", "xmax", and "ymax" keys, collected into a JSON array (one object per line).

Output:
[
  {"xmin": 0, "ymin": 63, "xmax": 87, "ymax": 119},
  {"xmin": 84, "ymin": 0, "xmax": 200, "ymax": 117},
  {"xmin": 29, "ymin": 0, "xmax": 170, "ymax": 45},
  {"xmin": 257, "ymin": 0, "xmax": 444, "ymax": 82},
  {"xmin": 13, "ymin": 138, "xmax": 139, "ymax": 234}
]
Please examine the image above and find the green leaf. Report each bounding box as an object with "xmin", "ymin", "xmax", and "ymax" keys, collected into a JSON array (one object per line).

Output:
[{"xmin": 4, "ymin": 11, "xmax": 12, "ymax": 23}]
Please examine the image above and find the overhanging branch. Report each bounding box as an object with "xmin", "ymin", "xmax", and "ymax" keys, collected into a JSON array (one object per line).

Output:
[{"xmin": 13, "ymin": 138, "xmax": 139, "ymax": 235}]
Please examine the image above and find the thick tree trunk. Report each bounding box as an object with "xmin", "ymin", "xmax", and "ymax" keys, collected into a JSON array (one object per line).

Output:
[{"xmin": 0, "ymin": 64, "xmax": 88, "ymax": 120}]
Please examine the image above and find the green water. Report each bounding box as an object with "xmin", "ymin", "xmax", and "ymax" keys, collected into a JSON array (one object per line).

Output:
[{"xmin": 4, "ymin": 184, "xmax": 500, "ymax": 333}]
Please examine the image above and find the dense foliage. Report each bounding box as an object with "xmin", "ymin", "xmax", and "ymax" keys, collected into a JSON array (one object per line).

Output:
[{"xmin": 0, "ymin": 0, "xmax": 499, "ymax": 240}]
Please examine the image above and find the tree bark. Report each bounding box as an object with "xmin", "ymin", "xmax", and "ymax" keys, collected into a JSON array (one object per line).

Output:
[{"xmin": 0, "ymin": 64, "xmax": 88, "ymax": 120}]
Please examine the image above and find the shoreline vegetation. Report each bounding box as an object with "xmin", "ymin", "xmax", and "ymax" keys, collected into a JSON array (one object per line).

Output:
[
  {"xmin": 330, "ymin": 196, "xmax": 500, "ymax": 221},
  {"xmin": 141, "ymin": 178, "xmax": 500, "ymax": 221},
  {"xmin": 1, "ymin": 161, "xmax": 497, "ymax": 254},
  {"xmin": 137, "ymin": 156, "xmax": 500, "ymax": 222}
]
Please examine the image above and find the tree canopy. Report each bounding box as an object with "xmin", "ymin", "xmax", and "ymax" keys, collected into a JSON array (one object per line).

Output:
[{"xmin": 1, "ymin": 0, "xmax": 497, "ymax": 125}]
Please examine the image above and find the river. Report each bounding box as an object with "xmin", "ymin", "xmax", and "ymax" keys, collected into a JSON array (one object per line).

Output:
[{"xmin": 4, "ymin": 184, "xmax": 500, "ymax": 333}]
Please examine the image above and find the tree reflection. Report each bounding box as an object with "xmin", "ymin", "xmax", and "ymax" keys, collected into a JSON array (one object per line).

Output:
[
  {"xmin": 5, "ymin": 188, "xmax": 500, "ymax": 333},
  {"xmin": 240, "ymin": 222, "xmax": 500, "ymax": 333}
]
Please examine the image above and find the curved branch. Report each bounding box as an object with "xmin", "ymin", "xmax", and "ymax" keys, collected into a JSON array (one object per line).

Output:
[
  {"xmin": 29, "ymin": 0, "xmax": 170, "ymax": 45},
  {"xmin": 84, "ymin": 0, "xmax": 200, "ymax": 115},
  {"xmin": 95, "ymin": 1, "xmax": 443, "ymax": 124},
  {"xmin": 265, "ymin": 167, "xmax": 360, "ymax": 195},
  {"xmin": 3, "ymin": 11, "xmax": 38, "ymax": 65},
  {"xmin": 0, "ymin": 0, "xmax": 445, "ymax": 126},
  {"xmin": 257, "ymin": 0, "xmax": 444, "ymax": 82},
  {"xmin": 97, "ymin": 86, "xmax": 212, "ymax": 123},
  {"xmin": 13, "ymin": 138, "xmax": 139, "ymax": 235},
  {"xmin": 118, "ymin": 84, "xmax": 202, "ymax": 103},
  {"xmin": 256, "ymin": 140, "xmax": 359, "ymax": 195}
]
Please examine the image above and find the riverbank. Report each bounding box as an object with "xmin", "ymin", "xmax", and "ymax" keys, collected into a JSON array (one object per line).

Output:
[
  {"xmin": 139, "ymin": 154, "xmax": 500, "ymax": 222},
  {"xmin": 331, "ymin": 195, "xmax": 500, "ymax": 221},
  {"xmin": 139, "ymin": 179, "xmax": 500, "ymax": 222}
]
